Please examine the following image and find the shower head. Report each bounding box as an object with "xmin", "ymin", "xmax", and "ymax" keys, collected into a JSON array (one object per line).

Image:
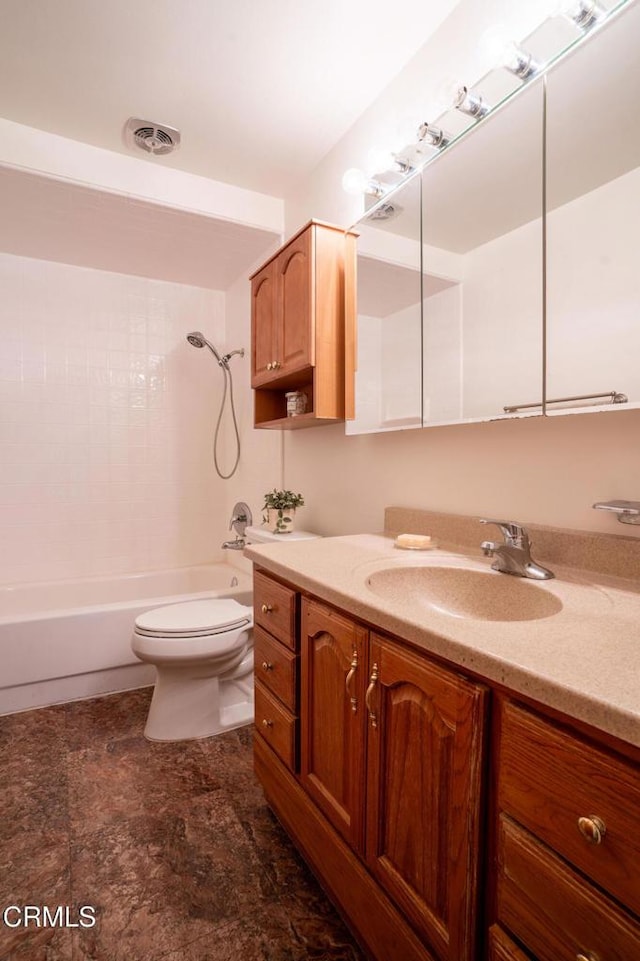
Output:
[
  {"xmin": 186, "ymin": 331, "xmax": 223, "ymax": 365},
  {"xmin": 186, "ymin": 331, "xmax": 206, "ymax": 349}
]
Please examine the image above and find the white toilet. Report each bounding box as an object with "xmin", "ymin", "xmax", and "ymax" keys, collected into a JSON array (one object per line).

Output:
[{"xmin": 131, "ymin": 524, "xmax": 320, "ymax": 741}]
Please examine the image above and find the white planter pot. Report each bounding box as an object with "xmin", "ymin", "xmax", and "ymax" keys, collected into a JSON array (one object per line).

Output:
[{"xmin": 264, "ymin": 507, "xmax": 296, "ymax": 534}]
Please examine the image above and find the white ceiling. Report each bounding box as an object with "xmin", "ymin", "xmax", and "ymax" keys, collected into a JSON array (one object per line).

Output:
[{"xmin": 0, "ymin": 0, "xmax": 462, "ymax": 197}]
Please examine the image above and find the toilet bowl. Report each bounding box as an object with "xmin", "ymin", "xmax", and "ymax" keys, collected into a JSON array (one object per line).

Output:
[
  {"xmin": 132, "ymin": 598, "xmax": 254, "ymax": 741},
  {"xmin": 132, "ymin": 526, "xmax": 321, "ymax": 742}
]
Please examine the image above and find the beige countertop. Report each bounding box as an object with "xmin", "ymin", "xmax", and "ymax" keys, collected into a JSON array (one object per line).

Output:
[{"xmin": 244, "ymin": 532, "xmax": 640, "ymax": 748}]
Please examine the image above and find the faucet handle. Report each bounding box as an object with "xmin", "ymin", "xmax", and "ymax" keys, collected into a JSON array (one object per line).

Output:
[{"xmin": 479, "ymin": 518, "xmax": 528, "ymax": 546}]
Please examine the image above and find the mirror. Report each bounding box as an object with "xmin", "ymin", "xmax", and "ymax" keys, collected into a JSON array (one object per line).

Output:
[
  {"xmin": 347, "ymin": 0, "xmax": 636, "ymax": 433},
  {"xmin": 346, "ymin": 175, "xmax": 423, "ymax": 434},
  {"xmin": 421, "ymin": 79, "xmax": 544, "ymax": 425},
  {"xmin": 545, "ymin": 0, "xmax": 640, "ymax": 415}
]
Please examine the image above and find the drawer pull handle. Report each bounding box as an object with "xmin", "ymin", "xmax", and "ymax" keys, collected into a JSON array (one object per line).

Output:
[
  {"xmin": 261, "ymin": 661, "xmax": 274, "ymax": 672},
  {"xmin": 345, "ymin": 649, "xmax": 358, "ymax": 713},
  {"xmin": 261, "ymin": 718, "xmax": 273, "ymax": 729},
  {"xmin": 578, "ymin": 815, "xmax": 606, "ymax": 845},
  {"xmin": 261, "ymin": 603, "xmax": 273, "ymax": 614},
  {"xmin": 365, "ymin": 662, "xmax": 379, "ymax": 729}
]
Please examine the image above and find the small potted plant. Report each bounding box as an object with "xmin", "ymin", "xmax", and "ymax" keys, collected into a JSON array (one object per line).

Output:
[{"xmin": 262, "ymin": 489, "xmax": 305, "ymax": 534}]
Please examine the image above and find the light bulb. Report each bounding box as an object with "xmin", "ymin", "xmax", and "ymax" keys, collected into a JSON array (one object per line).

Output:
[
  {"xmin": 342, "ymin": 168, "xmax": 369, "ymax": 196},
  {"xmin": 341, "ymin": 168, "xmax": 387, "ymax": 198},
  {"xmin": 432, "ymin": 76, "xmax": 466, "ymax": 116},
  {"xmin": 480, "ymin": 25, "xmax": 540, "ymax": 80}
]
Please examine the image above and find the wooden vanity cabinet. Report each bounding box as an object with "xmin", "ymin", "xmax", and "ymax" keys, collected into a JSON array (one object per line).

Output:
[
  {"xmin": 300, "ymin": 599, "xmax": 488, "ymax": 961},
  {"xmin": 494, "ymin": 698, "xmax": 640, "ymax": 961},
  {"xmin": 252, "ymin": 570, "xmax": 300, "ymax": 771},
  {"xmin": 300, "ymin": 597, "xmax": 368, "ymax": 851},
  {"xmin": 365, "ymin": 632, "xmax": 487, "ymax": 961},
  {"xmin": 253, "ymin": 568, "xmax": 640, "ymax": 961},
  {"xmin": 250, "ymin": 221, "xmax": 356, "ymax": 429}
]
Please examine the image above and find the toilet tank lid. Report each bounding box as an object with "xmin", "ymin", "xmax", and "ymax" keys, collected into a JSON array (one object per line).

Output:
[{"xmin": 245, "ymin": 525, "xmax": 321, "ymax": 544}]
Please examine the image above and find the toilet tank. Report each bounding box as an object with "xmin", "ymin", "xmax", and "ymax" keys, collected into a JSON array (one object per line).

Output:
[{"xmin": 245, "ymin": 525, "xmax": 320, "ymax": 544}]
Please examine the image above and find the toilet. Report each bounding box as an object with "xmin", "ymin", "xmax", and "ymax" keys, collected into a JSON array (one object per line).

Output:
[{"xmin": 131, "ymin": 524, "xmax": 320, "ymax": 741}]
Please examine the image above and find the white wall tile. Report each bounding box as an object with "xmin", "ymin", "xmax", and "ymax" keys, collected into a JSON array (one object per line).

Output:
[{"xmin": 0, "ymin": 251, "xmax": 229, "ymax": 584}]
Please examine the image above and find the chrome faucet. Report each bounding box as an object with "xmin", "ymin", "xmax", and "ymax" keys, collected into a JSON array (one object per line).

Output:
[
  {"xmin": 222, "ymin": 501, "xmax": 253, "ymax": 551},
  {"xmin": 479, "ymin": 519, "xmax": 554, "ymax": 580}
]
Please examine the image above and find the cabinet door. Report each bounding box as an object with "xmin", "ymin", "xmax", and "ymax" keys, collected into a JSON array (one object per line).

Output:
[
  {"xmin": 365, "ymin": 633, "xmax": 487, "ymax": 961},
  {"xmin": 251, "ymin": 258, "xmax": 278, "ymax": 386},
  {"xmin": 300, "ymin": 597, "xmax": 367, "ymax": 852},
  {"xmin": 277, "ymin": 226, "xmax": 313, "ymax": 376}
]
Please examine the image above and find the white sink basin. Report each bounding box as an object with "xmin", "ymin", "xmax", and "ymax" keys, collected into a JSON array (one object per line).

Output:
[{"xmin": 365, "ymin": 566, "xmax": 563, "ymax": 622}]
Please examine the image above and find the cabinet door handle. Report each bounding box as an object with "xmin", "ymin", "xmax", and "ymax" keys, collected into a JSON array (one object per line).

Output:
[
  {"xmin": 576, "ymin": 953, "xmax": 600, "ymax": 961},
  {"xmin": 272, "ymin": 360, "xmax": 281, "ymax": 369},
  {"xmin": 261, "ymin": 718, "xmax": 273, "ymax": 729},
  {"xmin": 365, "ymin": 662, "xmax": 379, "ymax": 728},
  {"xmin": 266, "ymin": 362, "xmax": 273, "ymax": 370},
  {"xmin": 261, "ymin": 603, "xmax": 273, "ymax": 614},
  {"xmin": 345, "ymin": 649, "xmax": 358, "ymax": 713},
  {"xmin": 261, "ymin": 661, "xmax": 274, "ymax": 672},
  {"xmin": 577, "ymin": 815, "xmax": 606, "ymax": 845}
]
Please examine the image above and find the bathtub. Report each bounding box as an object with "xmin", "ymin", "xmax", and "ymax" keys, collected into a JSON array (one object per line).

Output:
[{"xmin": 0, "ymin": 563, "xmax": 253, "ymax": 715}]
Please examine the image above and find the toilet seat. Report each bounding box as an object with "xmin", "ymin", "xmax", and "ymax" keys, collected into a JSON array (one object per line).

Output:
[{"xmin": 134, "ymin": 598, "xmax": 251, "ymax": 642}]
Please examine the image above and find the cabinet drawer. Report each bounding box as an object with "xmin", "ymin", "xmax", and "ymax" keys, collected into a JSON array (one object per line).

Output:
[
  {"xmin": 254, "ymin": 681, "xmax": 297, "ymax": 772},
  {"xmin": 488, "ymin": 925, "xmax": 533, "ymax": 961},
  {"xmin": 499, "ymin": 701, "xmax": 640, "ymax": 916},
  {"xmin": 497, "ymin": 815, "xmax": 640, "ymax": 961},
  {"xmin": 254, "ymin": 570, "xmax": 297, "ymax": 649},
  {"xmin": 254, "ymin": 625, "xmax": 297, "ymax": 712}
]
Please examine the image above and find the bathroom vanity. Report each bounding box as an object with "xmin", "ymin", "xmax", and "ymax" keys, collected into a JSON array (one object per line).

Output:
[{"xmin": 246, "ymin": 510, "xmax": 640, "ymax": 961}]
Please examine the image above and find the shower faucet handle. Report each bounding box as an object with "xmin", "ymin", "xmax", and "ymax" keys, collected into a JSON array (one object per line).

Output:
[{"xmin": 229, "ymin": 502, "xmax": 253, "ymax": 535}]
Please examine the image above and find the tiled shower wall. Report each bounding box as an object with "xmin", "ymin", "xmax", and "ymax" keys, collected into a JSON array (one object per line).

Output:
[{"xmin": 0, "ymin": 252, "xmax": 227, "ymax": 584}]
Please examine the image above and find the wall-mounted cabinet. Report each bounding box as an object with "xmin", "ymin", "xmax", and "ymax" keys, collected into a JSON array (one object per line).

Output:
[{"xmin": 250, "ymin": 220, "xmax": 356, "ymax": 429}]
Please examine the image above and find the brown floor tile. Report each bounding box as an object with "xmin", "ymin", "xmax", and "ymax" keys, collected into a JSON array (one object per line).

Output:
[
  {"xmin": 1, "ymin": 691, "xmax": 364, "ymax": 961},
  {"xmin": 67, "ymin": 735, "xmax": 221, "ymax": 838}
]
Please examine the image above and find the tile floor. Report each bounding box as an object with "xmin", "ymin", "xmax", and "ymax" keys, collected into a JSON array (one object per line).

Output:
[{"xmin": 0, "ymin": 688, "xmax": 364, "ymax": 961}]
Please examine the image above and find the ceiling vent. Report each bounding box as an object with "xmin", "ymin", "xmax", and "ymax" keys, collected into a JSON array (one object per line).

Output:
[{"xmin": 124, "ymin": 118, "xmax": 181, "ymax": 156}]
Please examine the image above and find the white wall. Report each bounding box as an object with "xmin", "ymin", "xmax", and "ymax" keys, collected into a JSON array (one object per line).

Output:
[
  {"xmin": 266, "ymin": 0, "xmax": 640, "ymax": 540},
  {"xmin": 0, "ymin": 252, "xmax": 231, "ymax": 583}
]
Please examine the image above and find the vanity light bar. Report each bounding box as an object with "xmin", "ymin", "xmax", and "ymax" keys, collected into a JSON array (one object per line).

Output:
[{"xmin": 342, "ymin": 0, "xmax": 620, "ymax": 198}]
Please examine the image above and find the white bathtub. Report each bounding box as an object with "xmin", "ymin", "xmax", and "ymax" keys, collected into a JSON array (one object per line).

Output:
[{"xmin": 0, "ymin": 563, "xmax": 253, "ymax": 715}]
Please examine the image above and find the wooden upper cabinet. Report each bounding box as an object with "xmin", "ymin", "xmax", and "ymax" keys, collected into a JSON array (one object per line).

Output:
[
  {"xmin": 250, "ymin": 221, "xmax": 356, "ymax": 428},
  {"xmin": 251, "ymin": 259, "xmax": 278, "ymax": 385},
  {"xmin": 300, "ymin": 597, "xmax": 368, "ymax": 852},
  {"xmin": 365, "ymin": 633, "xmax": 488, "ymax": 961},
  {"xmin": 277, "ymin": 227, "xmax": 313, "ymax": 377}
]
